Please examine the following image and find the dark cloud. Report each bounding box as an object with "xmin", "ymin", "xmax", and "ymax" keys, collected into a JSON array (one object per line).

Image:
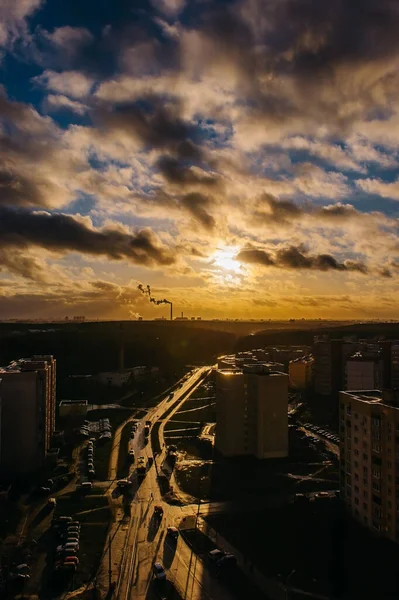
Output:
[
  {"xmin": 0, "ymin": 208, "xmax": 176, "ymax": 269},
  {"xmin": 96, "ymin": 97, "xmax": 198, "ymax": 151},
  {"xmin": 196, "ymin": 0, "xmax": 399, "ymax": 128},
  {"xmin": 253, "ymin": 195, "xmax": 380, "ymax": 228},
  {"xmin": 156, "ymin": 156, "xmax": 219, "ymax": 186},
  {"xmin": 236, "ymin": 248, "xmax": 274, "ymax": 266},
  {"xmin": 180, "ymin": 193, "xmax": 216, "ymax": 230},
  {"xmin": 237, "ymin": 244, "xmax": 369, "ymax": 273}
]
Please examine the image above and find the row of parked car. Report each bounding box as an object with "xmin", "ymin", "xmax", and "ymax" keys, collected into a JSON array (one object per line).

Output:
[
  {"xmin": 52, "ymin": 516, "xmax": 81, "ymax": 572},
  {"xmin": 303, "ymin": 423, "xmax": 340, "ymax": 444},
  {"xmin": 99, "ymin": 419, "xmax": 112, "ymax": 443},
  {"xmin": 87, "ymin": 439, "xmax": 95, "ymax": 479}
]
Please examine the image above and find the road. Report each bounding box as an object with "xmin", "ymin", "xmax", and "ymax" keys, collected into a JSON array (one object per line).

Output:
[{"xmin": 111, "ymin": 367, "xmax": 236, "ymax": 600}]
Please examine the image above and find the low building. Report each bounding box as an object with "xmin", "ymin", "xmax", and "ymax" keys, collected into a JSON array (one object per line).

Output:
[
  {"xmin": 59, "ymin": 400, "xmax": 88, "ymax": 417},
  {"xmin": 96, "ymin": 366, "xmax": 160, "ymax": 387},
  {"xmin": 339, "ymin": 389, "xmax": 399, "ymax": 542},
  {"xmin": 215, "ymin": 364, "xmax": 288, "ymax": 459},
  {"xmin": 289, "ymin": 355, "xmax": 314, "ymax": 389}
]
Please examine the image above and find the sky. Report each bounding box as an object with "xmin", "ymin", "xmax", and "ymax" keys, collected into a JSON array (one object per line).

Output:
[{"xmin": 2, "ymin": 0, "xmax": 399, "ymax": 320}]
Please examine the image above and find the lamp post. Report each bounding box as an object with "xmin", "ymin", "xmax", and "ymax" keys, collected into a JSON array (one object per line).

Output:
[{"xmin": 285, "ymin": 569, "xmax": 295, "ymax": 600}]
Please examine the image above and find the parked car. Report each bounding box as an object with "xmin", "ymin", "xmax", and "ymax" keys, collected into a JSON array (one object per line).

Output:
[
  {"xmin": 216, "ymin": 554, "xmax": 237, "ymax": 569},
  {"xmin": 47, "ymin": 497, "xmax": 57, "ymax": 509},
  {"xmin": 208, "ymin": 549, "xmax": 226, "ymax": 563},
  {"xmin": 152, "ymin": 562, "xmax": 166, "ymax": 580},
  {"xmin": 77, "ymin": 482, "xmax": 92, "ymax": 492},
  {"xmin": 166, "ymin": 526, "xmax": 179, "ymax": 540},
  {"xmin": 117, "ymin": 479, "xmax": 131, "ymax": 488}
]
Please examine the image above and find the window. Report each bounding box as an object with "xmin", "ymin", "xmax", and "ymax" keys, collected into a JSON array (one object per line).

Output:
[
  {"xmin": 372, "ymin": 469, "xmax": 381, "ymax": 479},
  {"xmin": 354, "ymin": 473, "xmax": 359, "ymax": 481},
  {"xmin": 363, "ymin": 502, "xmax": 368, "ymax": 510},
  {"xmin": 388, "ymin": 501, "xmax": 392, "ymax": 509},
  {"xmin": 363, "ymin": 479, "xmax": 368, "ymax": 486},
  {"xmin": 347, "ymin": 406, "xmax": 352, "ymax": 415},
  {"xmin": 354, "ymin": 437, "xmax": 359, "ymax": 444},
  {"xmin": 388, "ymin": 489, "xmax": 392, "ymax": 496},
  {"xmin": 372, "ymin": 482, "xmax": 380, "ymax": 492},
  {"xmin": 354, "ymin": 425, "xmax": 359, "ymax": 432},
  {"xmin": 354, "ymin": 449, "xmax": 359, "ymax": 456},
  {"xmin": 363, "ymin": 454, "xmax": 368, "ymax": 461},
  {"xmin": 355, "ymin": 508, "xmax": 359, "ymax": 517},
  {"xmin": 363, "ymin": 491, "xmax": 368, "ymax": 498},
  {"xmin": 373, "ymin": 507, "xmax": 381, "ymax": 518},
  {"xmin": 372, "ymin": 418, "xmax": 380, "ymax": 427},
  {"xmin": 355, "ymin": 485, "xmax": 359, "ymax": 493},
  {"xmin": 372, "ymin": 443, "xmax": 380, "ymax": 452},
  {"xmin": 354, "ymin": 461, "xmax": 359, "ymax": 468},
  {"xmin": 388, "ymin": 435, "xmax": 392, "ymax": 442},
  {"xmin": 388, "ymin": 513, "xmax": 392, "ymax": 521},
  {"xmin": 354, "ymin": 412, "xmax": 358, "ymax": 420},
  {"xmin": 363, "ymin": 466, "xmax": 368, "ymax": 474},
  {"xmin": 372, "ymin": 520, "xmax": 381, "ymax": 531},
  {"xmin": 388, "ymin": 422, "xmax": 392, "ymax": 431},
  {"xmin": 388, "ymin": 447, "xmax": 392, "ymax": 455},
  {"xmin": 388, "ymin": 475, "xmax": 392, "ymax": 483},
  {"xmin": 363, "ymin": 442, "xmax": 368, "ymax": 449},
  {"xmin": 355, "ymin": 497, "xmax": 359, "ymax": 505},
  {"xmin": 388, "ymin": 461, "xmax": 392, "ymax": 469}
]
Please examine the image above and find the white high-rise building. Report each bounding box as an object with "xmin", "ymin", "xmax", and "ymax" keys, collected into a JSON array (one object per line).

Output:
[{"xmin": 215, "ymin": 364, "xmax": 288, "ymax": 459}]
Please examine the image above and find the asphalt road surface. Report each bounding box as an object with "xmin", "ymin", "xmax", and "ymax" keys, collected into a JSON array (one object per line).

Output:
[{"xmin": 112, "ymin": 367, "xmax": 235, "ymax": 600}]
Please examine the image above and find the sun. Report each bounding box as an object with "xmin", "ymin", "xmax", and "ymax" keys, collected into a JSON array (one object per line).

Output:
[{"xmin": 212, "ymin": 247, "xmax": 242, "ymax": 274}]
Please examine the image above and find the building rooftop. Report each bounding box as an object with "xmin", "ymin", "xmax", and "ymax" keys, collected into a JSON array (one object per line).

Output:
[
  {"xmin": 218, "ymin": 364, "xmax": 286, "ymax": 376},
  {"xmin": 343, "ymin": 389, "xmax": 399, "ymax": 409},
  {"xmin": 290, "ymin": 355, "xmax": 314, "ymax": 364}
]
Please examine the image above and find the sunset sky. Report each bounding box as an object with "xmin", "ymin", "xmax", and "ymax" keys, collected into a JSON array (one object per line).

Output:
[{"xmin": 2, "ymin": 0, "xmax": 399, "ymax": 320}]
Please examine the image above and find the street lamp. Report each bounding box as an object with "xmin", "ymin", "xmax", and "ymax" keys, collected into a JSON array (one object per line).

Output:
[{"xmin": 285, "ymin": 569, "xmax": 295, "ymax": 600}]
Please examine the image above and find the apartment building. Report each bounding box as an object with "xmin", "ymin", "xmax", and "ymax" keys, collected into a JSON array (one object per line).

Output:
[
  {"xmin": 215, "ymin": 364, "xmax": 288, "ymax": 459},
  {"xmin": 345, "ymin": 352, "xmax": 383, "ymax": 391},
  {"xmin": 339, "ymin": 389, "xmax": 399, "ymax": 542},
  {"xmin": 313, "ymin": 338, "xmax": 359, "ymax": 396},
  {"xmin": 289, "ymin": 355, "xmax": 314, "ymax": 389},
  {"xmin": 0, "ymin": 356, "xmax": 56, "ymax": 475}
]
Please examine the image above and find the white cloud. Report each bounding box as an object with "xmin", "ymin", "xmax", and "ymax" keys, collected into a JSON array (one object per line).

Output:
[
  {"xmin": 44, "ymin": 94, "xmax": 87, "ymax": 115},
  {"xmin": 33, "ymin": 70, "xmax": 94, "ymax": 99},
  {"xmin": 0, "ymin": 0, "xmax": 42, "ymax": 47}
]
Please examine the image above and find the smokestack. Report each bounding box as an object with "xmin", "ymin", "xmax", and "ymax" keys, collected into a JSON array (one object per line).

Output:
[
  {"xmin": 181, "ymin": 311, "xmax": 183, "ymax": 318},
  {"xmin": 170, "ymin": 302, "xmax": 173, "ymax": 321}
]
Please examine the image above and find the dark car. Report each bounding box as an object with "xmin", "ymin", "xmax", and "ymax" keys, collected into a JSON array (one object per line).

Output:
[
  {"xmin": 166, "ymin": 526, "xmax": 179, "ymax": 540},
  {"xmin": 154, "ymin": 505, "xmax": 164, "ymax": 518},
  {"xmin": 216, "ymin": 554, "xmax": 237, "ymax": 569}
]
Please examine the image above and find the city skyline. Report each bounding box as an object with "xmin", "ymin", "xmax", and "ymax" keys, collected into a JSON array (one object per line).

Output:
[{"xmin": 2, "ymin": 1, "xmax": 399, "ymax": 320}]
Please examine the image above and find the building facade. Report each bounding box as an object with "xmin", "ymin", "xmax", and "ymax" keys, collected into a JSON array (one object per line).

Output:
[
  {"xmin": 289, "ymin": 356, "xmax": 314, "ymax": 389},
  {"xmin": 0, "ymin": 356, "xmax": 56, "ymax": 476},
  {"xmin": 215, "ymin": 364, "xmax": 288, "ymax": 459},
  {"xmin": 313, "ymin": 338, "xmax": 358, "ymax": 396},
  {"xmin": 345, "ymin": 353, "xmax": 383, "ymax": 391},
  {"xmin": 339, "ymin": 389, "xmax": 399, "ymax": 542}
]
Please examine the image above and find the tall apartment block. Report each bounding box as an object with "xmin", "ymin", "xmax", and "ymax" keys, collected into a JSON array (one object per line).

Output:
[
  {"xmin": 345, "ymin": 352, "xmax": 383, "ymax": 391},
  {"xmin": 0, "ymin": 355, "xmax": 56, "ymax": 476},
  {"xmin": 339, "ymin": 389, "xmax": 399, "ymax": 541},
  {"xmin": 289, "ymin": 355, "xmax": 314, "ymax": 389},
  {"xmin": 313, "ymin": 337, "xmax": 358, "ymax": 396},
  {"xmin": 215, "ymin": 364, "xmax": 288, "ymax": 459}
]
